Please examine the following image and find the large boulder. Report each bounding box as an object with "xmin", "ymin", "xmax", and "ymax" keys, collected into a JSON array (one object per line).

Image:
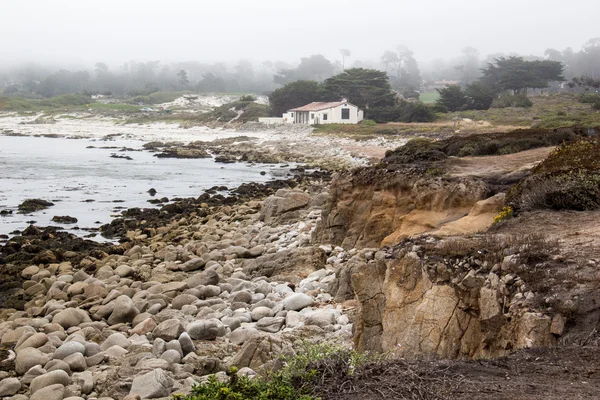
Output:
[
  {"xmin": 16, "ymin": 347, "xmax": 51, "ymax": 374},
  {"xmin": 107, "ymin": 295, "xmax": 140, "ymax": 325},
  {"xmin": 30, "ymin": 370, "xmax": 71, "ymax": 394},
  {"xmin": 30, "ymin": 384, "xmax": 65, "ymax": 400},
  {"xmin": 152, "ymin": 319, "xmax": 184, "ymax": 341},
  {"xmin": 0, "ymin": 377, "xmax": 21, "ymax": 396},
  {"xmin": 186, "ymin": 319, "xmax": 225, "ymax": 340},
  {"xmin": 51, "ymin": 308, "xmax": 91, "ymax": 329},
  {"xmin": 242, "ymin": 247, "xmax": 326, "ymax": 282},
  {"xmin": 129, "ymin": 368, "xmax": 173, "ymax": 399},
  {"xmin": 260, "ymin": 190, "xmax": 310, "ymax": 223},
  {"xmin": 283, "ymin": 293, "xmax": 313, "ymax": 311}
]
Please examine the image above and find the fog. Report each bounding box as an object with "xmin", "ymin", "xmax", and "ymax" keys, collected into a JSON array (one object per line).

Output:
[{"xmin": 2, "ymin": 0, "xmax": 598, "ymax": 67}]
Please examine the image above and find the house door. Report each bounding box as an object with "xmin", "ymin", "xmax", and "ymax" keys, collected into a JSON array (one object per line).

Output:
[{"xmin": 315, "ymin": 116, "xmax": 320, "ymax": 124}]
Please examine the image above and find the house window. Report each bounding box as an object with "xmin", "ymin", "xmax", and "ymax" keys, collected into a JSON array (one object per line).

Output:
[
  {"xmin": 311, "ymin": 113, "xmax": 315, "ymax": 119},
  {"xmin": 290, "ymin": 113, "xmax": 294, "ymax": 117},
  {"xmin": 341, "ymin": 108, "xmax": 350, "ymax": 120},
  {"xmin": 323, "ymin": 113, "xmax": 328, "ymax": 121}
]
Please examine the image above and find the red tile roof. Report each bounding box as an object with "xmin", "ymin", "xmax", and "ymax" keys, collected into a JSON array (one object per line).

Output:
[{"xmin": 289, "ymin": 101, "xmax": 348, "ymax": 112}]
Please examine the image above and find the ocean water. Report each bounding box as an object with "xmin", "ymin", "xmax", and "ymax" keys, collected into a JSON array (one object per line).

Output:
[{"xmin": 0, "ymin": 135, "xmax": 290, "ymax": 240}]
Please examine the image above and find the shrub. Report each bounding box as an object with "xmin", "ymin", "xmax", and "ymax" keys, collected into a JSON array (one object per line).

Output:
[
  {"xmin": 578, "ymin": 93, "xmax": 600, "ymax": 104},
  {"xmin": 507, "ymin": 139, "xmax": 600, "ymax": 212},
  {"xmin": 360, "ymin": 119, "xmax": 377, "ymax": 126},
  {"xmin": 593, "ymin": 101, "xmax": 600, "ymax": 111},
  {"xmin": 239, "ymin": 95, "xmax": 256, "ymax": 102},
  {"xmin": 491, "ymin": 92, "xmax": 533, "ymax": 108},
  {"xmin": 492, "ymin": 206, "xmax": 514, "ymax": 225},
  {"xmin": 180, "ymin": 343, "xmax": 380, "ymax": 400}
]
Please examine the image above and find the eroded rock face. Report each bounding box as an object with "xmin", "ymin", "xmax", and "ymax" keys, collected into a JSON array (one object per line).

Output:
[
  {"xmin": 351, "ymin": 240, "xmax": 556, "ymax": 359},
  {"xmin": 313, "ymin": 170, "xmax": 489, "ymax": 249}
]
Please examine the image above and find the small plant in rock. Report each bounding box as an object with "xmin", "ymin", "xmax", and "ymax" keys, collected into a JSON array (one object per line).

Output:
[
  {"xmin": 178, "ymin": 343, "xmax": 380, "ymax": 400},
  {"xmin": 492, "ymin": 206, "xmax": 514, "ymax": 225}
]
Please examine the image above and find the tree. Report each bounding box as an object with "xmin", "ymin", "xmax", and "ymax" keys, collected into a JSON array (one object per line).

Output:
[
  {"xmin": 481, "ymin": 56, "xmax": 564, "ymax": 94},
  {"xmin": 273, "ymin": 55, "xmax": 334, "ymax": 85},
  {"xmin": 268, "ymin": 80, "xmax": 324, "ymax": 117},
  {"xmin": 197, "ymin": 73, "xmax": 226, "ymax": 93},
  {"xmin": 340, "ymin": 49, "xmax": 351, "ymax": 70},
  {"xmin": 177, "ymin": 69, "xmax": 189, "ymax": 87},
  {"xmin": 459, "ymin": 46, "xmax": 481, "ymax": 85},
  {"xmin": 381, "ymin": 50, "xmax": 400, "ymax": 75},
  {"xmin": 465, "ymin": 81, "xmax": 496, "ymax": 110},
  {"xmin": 436, "ymin": 84, "xmax": 467, "ymax": 112},
  {"xmin": 322, "ymin": 68, "xmax": 396, "ymax": 111}
]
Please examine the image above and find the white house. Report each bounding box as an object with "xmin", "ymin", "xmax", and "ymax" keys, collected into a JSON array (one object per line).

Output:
[{"xmin": 259, "ymin": 99, "xmax": 364, "ymax": 125}]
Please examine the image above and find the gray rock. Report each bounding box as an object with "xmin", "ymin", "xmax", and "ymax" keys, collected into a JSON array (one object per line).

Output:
[
  {"xmin": 30, "ymin": 384, "xmax": 65, "ymax": 400},
  {"xmin": 152, "ymin": 338, "xmax": 166, "ymax": 356},
  {"xmin": 72, "ymin": 371, "xmax": 94, "ymax": 394},
  {"xmin": 129, "ymin": 368, "xmax": 173, "ymax": 399},
  {"xmin": 63, "ymin": 352, "xmax": 87, "ymax": 372},
  {"xmin": 21, "ymin": 365, "xmax": 47, "ymax": 384},
  {"xmin": 107, "ymin": 295, "xmax": 139, "ymax": 325},
  {"xmin": 100, "ymin": 332, "xmax": 131, "ymax": 351},
  {"xmin": 256, "ymin": 317, "xmax": 285, "ymax": 333},
  {"xmin": 180, "ymin": 258, "xmax": 205, "ymax": 272},
  {"xmin": 51, "ymin": 308, "xmax": 91, "ymax": 329},
  {"xmin": 171, "ymin": 294, "xmax": 198, "ymax": 310},
  {"xmin": 178, "ymin": 332, "xmax": 195, "ymax": 355},
  {"xmin": 165, "ymin": 340, "xmax": 183, "ymax": 358},
  {"xmin": 160, "ymin": 349, "xmax": 181, "ymax": 364},
  {"xmin": 16, "ymin": 347, "xmax": 51, "ymax": 374},
  {"xmin": 283, "ymin": 293, "xmax": 313, "ymax": 311},
  {"xmin": 186, "ymin": 319, "xmax": 224, "ymax": 340},
  {"xmin": 229, "ymin": 328, "xmax": 260, "ymax": 345},
  {"xmin": 152, "ymin": 318, "xmax": 183, "ymax": 341},
  {"xmin": 30, "ymin": 370, "xmax": 70, "ymax": 394},
  {"xmin": 53, "ymin": 341, "xmax": 86, "ymax": 360},
  {"xmin": 250, "ymin": 307, "xmax": 273, "ymax": 321},
  {"xmin": 305, "ymin": 310, "xmax": 336, "ymax": 328},
  {"xmin": 198, "ymin": 285, "xmax": 221, "ymax": 299},
  {"xmin": 230, "ymin": 291, "xmax": 253, "ymax": 304},
  {"xmin": 103, "ymin": 345, "xmax": 128, "ymax": 359},
  {"xmin": 285, "ymin": 310, "xmax": 303, "ymax": 329},
  {"xmin": 45, "ymin": 359, "xmax": 72, "ymax": 374},
  {"xmin": 15, "ymin": 332, "xmax": 48, "ymax": 352},
  {"xmin": 114, "ymin": 264, "xmax": 133, "ymax": 277},
  {"xmin": 0, "ymin": 377, "xmax": 21, "ymax": 396},
  {"xmin": 221, "ymin": 317, "xmax": 241, "ymax": 331}
]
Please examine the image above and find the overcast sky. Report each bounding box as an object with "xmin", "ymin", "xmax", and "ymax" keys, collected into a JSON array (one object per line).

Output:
[{"xmin": 1, "ymin": 0, "xmax": 598, "ymax": 67}]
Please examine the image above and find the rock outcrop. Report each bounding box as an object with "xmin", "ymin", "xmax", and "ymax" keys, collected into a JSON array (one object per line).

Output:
[
  {"xmin": 350, "ymin": 238, "xmax": 557, "ymax": 359},
  {"xmin": 313, "ymin": 169, "xmax": 493, "ymax": 249}
]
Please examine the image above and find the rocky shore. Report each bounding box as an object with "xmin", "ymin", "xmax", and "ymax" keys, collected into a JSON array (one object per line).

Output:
[
  {"xmin": 2, "ymin": 122, "xmax": 600, "ymax": 399},
  {"xmin": 0, "ymin": 170, "xmax": 357, "ymax": 399}
]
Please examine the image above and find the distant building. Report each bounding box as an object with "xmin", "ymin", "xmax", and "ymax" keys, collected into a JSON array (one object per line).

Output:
[{"xmin": 259, "ymin": 99, "xmax": 364, "ymax": 125}]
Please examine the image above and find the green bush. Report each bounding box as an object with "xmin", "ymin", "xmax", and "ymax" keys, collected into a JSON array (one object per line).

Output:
[
  {"xmin": 178, "ymin": 343, "xmax": 380, "ymax": 400},
  {"xmin": 360, "ymin": 119, "xmax": 377, "ymax": 126},
  {"xmin": 578, "ymin": 93, "xmax": 600, "ymax": 104},
  {"xmin": 491, "ymin": 92, "xmax": 533, "ymax": 108},
  {"xmin": 593, "ymin": 101, "xmax": 600, "ymax": 111},
  {"xmin": 239, "ymin": 95, "xmax": 256, "ymax": 102},
  {"xmin": 507, "ymin": 140, "xmax": 600, "ymax": 212}
]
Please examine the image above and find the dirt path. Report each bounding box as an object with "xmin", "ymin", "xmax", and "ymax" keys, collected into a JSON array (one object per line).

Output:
[{"xmin": 446, "ymin": 146, "xmax": 555, "ymax": 180}]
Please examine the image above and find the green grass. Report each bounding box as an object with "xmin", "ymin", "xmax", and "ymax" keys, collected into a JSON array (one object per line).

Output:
[
  {"xmin": 88, "ymin": 103, "xmax": 140, "ymax": 111},
  {"xmin": 419, "ymin": 92, "xmax": 440, "ymax": 104},
  {"xmin": 439, "ymin": 93, "xmax": 600, "ymax": 128}
]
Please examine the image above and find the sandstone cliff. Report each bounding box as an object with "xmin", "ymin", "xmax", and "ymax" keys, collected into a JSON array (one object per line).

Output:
[
  {"xmin": 313, "ymin": 169, "xmax": 501, "ymax": 249},
  {"xmin": 348, "ymin": 237, "xmax": 560, "ymax": 359}
]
